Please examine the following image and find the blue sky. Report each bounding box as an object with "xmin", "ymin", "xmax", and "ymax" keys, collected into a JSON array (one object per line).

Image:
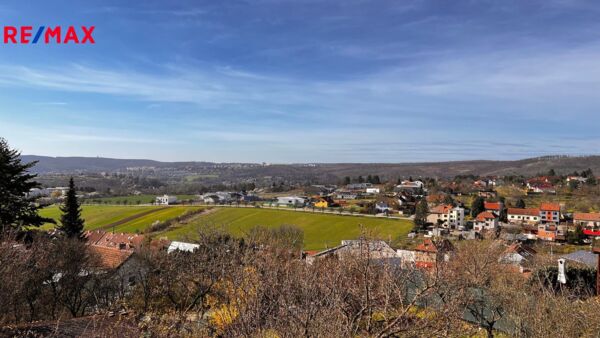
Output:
[{"xmin": 1, "ymin": 0, "xmax": 600, "ymax": 163}]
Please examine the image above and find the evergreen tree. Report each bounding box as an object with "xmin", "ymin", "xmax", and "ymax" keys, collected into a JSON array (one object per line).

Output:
[
  {"xmin": 414, "ymin": 199, "xmax": 429, "ymax": 228},
  {"xmin": 471, "ymin": 196, "xmax": 485, "ymax": 217},
  {"xmin": 357, "ymin": 176, "xmax": 364, "ymax": 183},
  {"xmin": 57, "ymin": 177, "xmax": 85, "ymax": 239},
  {"xmin": 515, "ymin": 198, "xmax": 526, "ymax": 209},
  {"xmin": 373, "ymin": 175, "xmax": 381, "ymax": 184},
  {"xmin": 367, "ymin": 175, "xmax": 373, "ymax": 184},
  {"xmin": 343, "ymin": 176, "xmax": 351, "ymax": 185},
  {"xmin": 0, "ymin": 138, "xmax": 50, "ymax": 234}
]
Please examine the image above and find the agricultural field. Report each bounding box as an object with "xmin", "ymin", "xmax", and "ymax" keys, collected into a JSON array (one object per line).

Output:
[
  {"xmin": 38, "ymin": 205, "xmax": 202, "ymax": 233},
  {"xmin": 83, "ymin": 194, "xmax": 198, "ymax": 204},
  {"xmin": 160, "ymin": 207, "xmax": 414, "ymax": 251}
]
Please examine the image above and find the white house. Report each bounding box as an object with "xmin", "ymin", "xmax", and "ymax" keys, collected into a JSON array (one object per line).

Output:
[
  {"xmin": 366, "ymin": 187, "xmax": 380, "ymax": 194},
  {"xmin": 427, "ymin": 204, "xmax": 465, "ymax": 229},
  {"xmin": 156, "ymin": 195, "xmax": 177, "ymax": 205},
  {"xmin": 277, "ymin": 196, "xmax": 305, "ymax": 207},
  {"xmin": 167, "ymin": 241, "xmax": 200, "ymax": 253},
  {"xmin": 473, "ymin": 211, "xmax": 499, "ymax": 232},
  {"xmin": 507, "ymin": 208, "xmax": 541, "ymax": 224}
]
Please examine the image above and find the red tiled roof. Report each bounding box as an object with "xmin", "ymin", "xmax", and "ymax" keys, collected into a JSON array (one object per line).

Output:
[
  {"xmin": 84, "ymin": 230, "xmax": 145, "ymax": 250},
  {"xmin": 429, "ymin": 204, "xmax": 453, "ymax": 214},
  {"xmin": 540, "ymin": 202, "xmax": 560, "ymax": 212},
  {"xmin": 415, "ymin": 239, "xmax": 438, "ymax": 253},
  {"xmin": 484, "ymin": 202, "xmax": 502, "ymax": 211},
  {"xmin": 89, "ymin": 245, "xmax": 133, "ymax": 270},
  {"xmin": 476, "ymin": 211, "xmax": 496, "ymax": 221},
  {"xmin": 507, "ymin": 208, "xmax": 540, "ymax": 216},
  {"xmin": 573, "ymin": 213, "xmax": 600, "ymax": 222}
]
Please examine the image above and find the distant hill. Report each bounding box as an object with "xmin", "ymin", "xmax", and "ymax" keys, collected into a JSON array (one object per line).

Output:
[{"xmin": 20, "ymin": 154, "xmax": 600, "ymax": 179}]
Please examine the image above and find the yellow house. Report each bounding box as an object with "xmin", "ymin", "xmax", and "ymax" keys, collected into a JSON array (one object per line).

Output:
[{"xmin": 314, "ymin": 198, "xmax": 329, "ymax": 208}]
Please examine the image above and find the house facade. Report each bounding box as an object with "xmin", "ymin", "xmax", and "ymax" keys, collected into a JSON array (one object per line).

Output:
[
  {"xmin": 156, "ymin": 194, "xmax": 177, "ymax": 205},
  {"xmin": 277, "ymin": 196, "xmax": 306, "ymax": 207},
  {"xmin": 473, "ymin": 211, "xmax": 498, "ymax": 232},
  {"xmin": 507, "ymin": 208, "xmax": 541, "ymax": 224},
  {"xmin": 427, "ymin": 204, "xmax": 465, "ymax": 229},
  {"xmin": 539, "ymin": 202, "xmax": 561, "ymax": 224}
]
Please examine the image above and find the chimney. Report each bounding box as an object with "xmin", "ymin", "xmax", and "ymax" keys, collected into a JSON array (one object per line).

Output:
[{"xmin": 557, "ymin": 258, "xmax": 567, "ymax": 284}]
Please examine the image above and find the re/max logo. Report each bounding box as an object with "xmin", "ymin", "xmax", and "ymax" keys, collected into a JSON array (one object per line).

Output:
[{"xmin": 3, "ymin": 26, "xmax": 95, "ymax": 44}]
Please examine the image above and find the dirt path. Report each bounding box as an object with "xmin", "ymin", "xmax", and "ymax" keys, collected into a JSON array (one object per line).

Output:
[
  {"xmin": 150, "ymin": 207, "xmax": 217, "ymax": 236},
  {"xmin": 100, "ymin": 207, "xmax": 169, "ymax": 231}
]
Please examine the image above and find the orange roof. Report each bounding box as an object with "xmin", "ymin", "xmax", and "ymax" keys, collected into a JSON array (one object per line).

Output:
[
  {"xmin": 89, "ymin": 245, "xmax": 133, "ymax": 270},
  {"xmin": 429, "ymin": 204, "xmax": 453, "ymax": 214},
  {"xmin": 415, "ymin": 239, "xmax": 438, "ymax": 253},
  {"xmin": 507, "ymin": 208, "xmax": 540, "ymax": 216},
  {"xmin": 484, "ymin": 202, "xmax": 502, "ymax": 211},
  {"xmin": 540, "ymin": 202, "xmax": 560, "ymax": 212},
  {"xmin": 573, "ymin": 213, "xmax": 600, "ymax": 222},
  {"xmin": 476, "ymin": 211, "xmax": 496, "ymax": 221},
  {"xmin": 84, "ymin": 230, "xmax": 145, "ymax": 250}
]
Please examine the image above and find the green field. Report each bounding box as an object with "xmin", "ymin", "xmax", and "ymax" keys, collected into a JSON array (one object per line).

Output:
[
  {"xmin": 39, "ymin": 205, "xmax": 202, "ymax": 233},
  {"xmin": 160, "ymin": 208, "xmax": 414, "ymax": 250}
]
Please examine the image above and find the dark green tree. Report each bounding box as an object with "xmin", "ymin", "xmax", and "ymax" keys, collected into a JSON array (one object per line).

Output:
[
  {"xmin": 357, "ymin": 176, "xmax": 364, "ymax": 183},
  {"xmin": 0, "ymin": 138, "xmax": 51, "ymax": 234},
  {"xmin": 567, "ymin": 224, "xmax": 585, "ymax": 245},
  {"xmin": 343, "ymin": 176, "xmax": 351, "ymax": 185},
  {"xmin": 57, "ymin": 177, "xmax": 85, "ymax": 239},
  {"xmin": 471, "ymin": 196, "xmax": 485, "ymax": 217},
  {"xmin": 515, "ymin": 198, "xmax": 526, "ymax": 209},
  {"xmin": 367, "ymin": 175, "xmax": 373, "ymax": 184},
  {"xmin": 414, "ymin": 199, "xmax": 429, "ymax": 229},
  {"xmin": 373, "ymin": 175, "xmax": 381, "ymax": 184}
]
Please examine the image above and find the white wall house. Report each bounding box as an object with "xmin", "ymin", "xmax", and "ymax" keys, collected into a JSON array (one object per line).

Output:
[
  {"xmin": 156, "ymin": 195, "xmax": 177, "ymax": 205},
  {"xmin": 427, "ymin": 205, "xmax": 465, "ymax": 229},
  {"xmin": 366, "ymin": 187, "xmax": 380, "ymax": 194},
  {"xmin": 507, "ymin": 208, "xmax": 541, "ymax": 224},
  {"xmin": 473, "ymin": 211, "xmax": 499, "ymax": 232},
  {"xmin": 277, "ymin": 196, "xmax": 305, "ymax": 207}
]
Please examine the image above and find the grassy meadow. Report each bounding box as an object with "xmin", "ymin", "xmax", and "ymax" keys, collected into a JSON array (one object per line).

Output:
[
  {"xmin": 39, "ymin": 205, "xmax": 202, "ymax": 233},
  {"xmin": 160, "ymin": 207, "xmax": 414, "ymax": 250}
]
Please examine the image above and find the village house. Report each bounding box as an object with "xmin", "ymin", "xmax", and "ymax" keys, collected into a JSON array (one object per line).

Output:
[
  {"xmin": 427, "ymin": 204, "xmax": 465, "ymax": 229},
  {"xmin": 334, "ymin": 190, "xmax": 358, "ymax": 200},
  {"xmin": 573, "ymin": 212, "xmax": 600, "ymax": 228},
  {"xmin": 413, "ymin": 239, "xmax": 453, "ymax": 269},
  {"xmin": 346, "ymin": 183, "xmax": 372, "ymax": 190},
  {"xmin": 84, "ymin": 230, "xmax": 146, "ymax": 251},
  {"xmin": 537, "ymin": 224, "xmax": 558, "ymax": 241},
  {"xmin": 366, "ymin": 187, "xmax": 380, "ymax": 194},
  {"xmin": 507, "ymin": 208, "xmax": 541, "ymax": 225},
  {"xmin": 155, "ymin": 194, "xmax": 177, "ymax": 205},
  {"xmin": 573, "ymin": 213, "xmax": 600, "ymax": 236},
  {"xmin": 313, "ymin": 196, "xmax": 337, "ymax": 208},
  {"xmin": 566, "ymin": 176, "xmax": 588, "ymax": 184},
  {"xmin": 500, "ymin": 243, "xmax": 537, "ymax": 273},
  {"xmin": 305, "ymin": 240, "xmax": 398, "ymax": 264},
  {"xmin": 276, "ymin": 196, "xmax": 306, "ymax": 207},
  {"xmin": 473, "ymin": 211, "xmax": 499, "ymax": 232},
  {"xmin": 375, "ymin": 201, "xmax": 393, "ymax": 214},
  {"xmin": 539, "ymin": 202, "xmax": 561, "ymax": 224},
  {"xmin": 483, "ymin": 201, "xmax": 503, "ymax": 216},
  {"xmin": 395, "ymin": 180, "xmax": 424, "ymax": 194}
]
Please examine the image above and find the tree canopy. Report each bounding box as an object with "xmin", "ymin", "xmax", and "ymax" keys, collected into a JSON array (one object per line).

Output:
[{"xmin": 0, "ymin": 138, "xmax": 51, "ymax": 234}]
